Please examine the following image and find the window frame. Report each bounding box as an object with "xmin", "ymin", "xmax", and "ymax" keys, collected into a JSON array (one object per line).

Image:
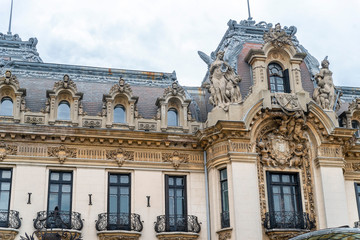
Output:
[
  {"xmin": 113, "ymin": 104, "xmax": 126, "ymax": 124},
  {"xmin": 165, "ymin": 175, "xmax": 187, "ymax": 232},
  {"xmin": 167, "ymin": 108, "xmax": 179, "ymax": 127},
  {"xmin": 0, "ymin": 168, "xmax": 12, "ymax": 228},
  {"xmin": 57, "ymin": 100, "xmax": 71, "ymax": 121},
  {"xmin": 47, "ymin": 170, "xmax": 73, "ymax": 228},
  {"xmin": 355, "ymin": 183, "xmax": 360, "ymax": 220},
  {"xmin": 352, "ymin": 120, "xmax": 360, "ymax": 137},
  {"xmin": 0, "ymin": 97, "xmax": 13, "ymax": 116},
  {"xmin": 107, "ymin": 172, "xmax": 131, "ymax": 230},
  {"xmin": 267, "ymin": 63, "xmax": 290, "ymax": 93},
  {"xmin": 220, "ymin": 168, "xmax": 230, "ymax": 228}
]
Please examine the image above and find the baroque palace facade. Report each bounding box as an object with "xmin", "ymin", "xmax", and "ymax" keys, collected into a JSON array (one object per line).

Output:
[{"xmin": 0, "ymin": 18, "xmax": 360, "ymax": 240}]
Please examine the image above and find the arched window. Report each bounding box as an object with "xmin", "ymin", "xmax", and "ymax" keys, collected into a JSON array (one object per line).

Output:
[
  {"xmin": 57, "ymin": 100, "xmax": 71, "ymax": 120},
  {"xmin": 352, "ymin": 120, "xmax": 360, "ymax": 137},
  {"xmin": 268, "ymin": 63, "xmax": 290, "ymax": 93},
  {"xmin": 167, "ymin": 108, "xmax": 178, "ymax": 126},
  {"xmin": 0, "ymin": 97, "xmax": 13, "ymax": 116},
  {"xmin": 114, "ymin": 105, "xmax": 126, "ymax": 123}
]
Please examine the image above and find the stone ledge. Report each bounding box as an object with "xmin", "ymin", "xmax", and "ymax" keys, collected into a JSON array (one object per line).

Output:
[
  {"xmin": 265, "ymin": 229, "xmax": 310, "ymax": 240},
  {"xmin": 216, "ymin": 227, "xmax": 232, "ymax": 240},
  {"xmin": 35, "ymin": 229, "xmax": 81, "ymax": 240},
  {"xmin": 97, "ymin": 230, "xmax": 141, "ymax": 240},
  {"xmin": 0, "ymin": 228, "xmax": 19, "ymax": 240},
  {"xmin": 156, "ymin": 232, "xmax": 199, "ymax": 240}
]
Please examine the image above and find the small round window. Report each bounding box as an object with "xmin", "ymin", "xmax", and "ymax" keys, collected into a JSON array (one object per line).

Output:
[
  {"xmin": 0, "ymin": 97, "xmax": 13, "ymax": 116},
  {"xmin": 114, "ymin": 105, "xmax": 126, "ymax": 123}
]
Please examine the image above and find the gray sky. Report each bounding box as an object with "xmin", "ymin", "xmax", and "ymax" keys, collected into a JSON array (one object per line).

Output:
[{"xmin": 0, "ymin": 0, "xmax": 359, "ymax": 87}]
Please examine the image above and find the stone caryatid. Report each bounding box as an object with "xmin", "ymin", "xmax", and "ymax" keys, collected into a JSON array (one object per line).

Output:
[
  {"xmin": 202, "ymin": 51, "xmax": 242, "ymax": 111},
  {"xmin": 313, "ymin": 57, "xmax": 336, "ymax": 110}
]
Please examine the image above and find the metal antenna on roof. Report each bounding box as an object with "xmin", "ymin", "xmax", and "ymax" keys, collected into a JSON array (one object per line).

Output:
[
  {"xmin": 247, "ymin": 0, "xmax": 252, "ymax": 20},
  {"xmin": 7, "ymin": 0, "xmax": 14, "ymax": 35}
]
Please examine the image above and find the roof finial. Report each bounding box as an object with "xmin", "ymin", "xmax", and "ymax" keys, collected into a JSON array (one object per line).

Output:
[
  {"xmin": 7, "ymin": 0, "xmax": 14, "ymax": 35},
  {"xmin": 247, "ymin": 0, "xmax": 252, "ymax": 20}
]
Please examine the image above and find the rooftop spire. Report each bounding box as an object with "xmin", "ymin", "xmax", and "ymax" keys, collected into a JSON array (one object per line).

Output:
[
  {"xmin": 7, "ymin": 0, "xmax": 14, "ymax": 35},
  {"xmin": 247, "ymin": 0, "xmax": 252, "ymax": 20}
]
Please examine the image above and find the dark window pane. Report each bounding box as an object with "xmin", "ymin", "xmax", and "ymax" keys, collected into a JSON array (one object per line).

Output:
[
  {"xmin": 48, "ymin": 172, "xmax": 73, "ymax": 214},
  {"xmin": 0, "ymin": 97, "xmax": 13, "ymax": 116},
  {"xmin": 114, "ymin": 105, "xmax": 126, "ymax": 123}
]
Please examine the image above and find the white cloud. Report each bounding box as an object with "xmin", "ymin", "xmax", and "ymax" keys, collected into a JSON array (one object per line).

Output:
[{"xmin": 0, "ymin": 0, "xmax": 359, "ymax": 86}]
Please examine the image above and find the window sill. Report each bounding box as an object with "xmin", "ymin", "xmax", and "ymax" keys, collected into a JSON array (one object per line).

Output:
[
  {"xmin": 156, "ymin": 232, "xmax": 199, "ymax": 240},
  {"xmin": 0, "ymin": 228, "xmax": 18, "ymax": 240},
  {"xmin": 97, "ymin": 230, "xmax": 141, "ymax": 240}
]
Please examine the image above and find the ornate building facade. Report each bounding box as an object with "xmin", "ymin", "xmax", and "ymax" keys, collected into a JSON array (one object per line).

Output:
[{"xmin": 0, "ymin": 18, "xmax": 360, "ymax": 240}]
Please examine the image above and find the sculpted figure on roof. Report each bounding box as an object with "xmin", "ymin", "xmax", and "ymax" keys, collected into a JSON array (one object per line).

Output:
[
  {"xmin": 208, "ymin": 51, "xmax": 242, "ymax": 111},
  {"xmin": 313, "ymin": 57, "xmax": 336, "ymax": 110}
]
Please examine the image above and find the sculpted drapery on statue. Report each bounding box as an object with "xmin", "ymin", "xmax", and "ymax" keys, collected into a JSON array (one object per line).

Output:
[
  {"xmin": 313, "ymin": 57, "xmax": 336, "ymax": 110},
  {"xmin": 199, "ymin": 50, "xmax": 242, "ymax": 111}
]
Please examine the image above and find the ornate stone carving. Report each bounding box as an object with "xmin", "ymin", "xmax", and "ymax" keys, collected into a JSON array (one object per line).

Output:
[
  {"xmin": 53, "ymin": 74, "xmax": 78, "ymax": 92},
  {"xmin": 313, "ymin": 57, "xmax": 337, "ymax": 110},
  {"xmin": 217, "ymin": 229, "xmax": 232, "ymax": 240},
  {"xmin": 266, "ymin": 231, "xmax": 304, "ymax": 240},
  {"xmin": 48, "ymin": 145, "xmax": 77, "ymax": 163},
  {"xmin": 138, "ymin": 122, "xmax": 157, "ymax": 131},
  {"xmin": 162, "ymin": 151, "xmax": 189, "ymax": 169},
  {"xmin": 0, "ymin": 229, "xmax": 18, "ymax": 240},
  {"xmin": 97, "ymin": 231, "xmax": 141, "ymax": 240},
  {"xmin": 274, "ymin": 93, "xmax": 303, "ymax": 112},
  {"xmin": 106, "ymin": 148, "xmax": 134, "ymax": 166},
  {"xmin": 82, "ymin": 119, "xmax": 101, "ymax": 128},
  {"xmin": 25, "ymin": 115, "xmax": 45, "ymax": 124},
  {"xmin": 256, "ymin": 113, "xmax": 317, "ymax": 234},
  {"xmin": 109, "ymin": 78, "xmax": 132, "ymax": 96},
  {"xmin": 163, "ymin": 74, "xmax": 185, "ymax": 97},
  {"xmin": 263, "ymin": 23, "xmax": 294, "ymax": 48},
  {"xmin": 257, "ymin": 115, "xmax": 308, "ymax": 168},
  {"xmin": 0, "ymin": 70, "xmax": 20, "ymax": 88},
  {"xmin": 205, "ymin": 51, "xmax": 242, "ymax": 111},
  {"xmin": 0, "ymin": 141, "xmax": 17, "ymax": 161}
]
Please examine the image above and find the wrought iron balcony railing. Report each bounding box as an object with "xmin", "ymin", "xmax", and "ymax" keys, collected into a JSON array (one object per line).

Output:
[
  {"xmin": 221, "ymin": 211, "xmax": 230, "ymax": 229},
  {"xmin": 33, "ymin": 210, "xmax": 83, "ymax": 231},
  {"xmin": 264, "ymin": 211, "xmax": 315, "ymax": 230},
  {"xmin": 96, "ymin": 213, "xmax": 143, "ymax": 232},
  {"xmin": 0, "ymin": 209, "xmax": 21, "ymax": 229},
  {"xmin": 154, "ymin": 215, "xmax": 201, "ymax": 233}
]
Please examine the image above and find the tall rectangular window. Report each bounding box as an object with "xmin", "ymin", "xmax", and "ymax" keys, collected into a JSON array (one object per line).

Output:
[
  {"xmin": 355, "ymin": 183, "xmax": 360, "ymax": 219},
  {"xmin": 0, "ymin": 169, "xmax": 12, "ymax": 228},
  {"xmin": 108, "ymin": 173, "xmax": 131, "ymax": 230},
  {"xmin": 165, "ymin": 175, "xmax": 187, "ymax": 231},
  {"xmin": 220, "ymin": 168, "xmax": 230, "ymax": 228},
  {"xmin": 47, "ymin": 171, "xmax": 73, "ymax": 228},
  {"xmin": 266, "ymin": 172, "xmax": 302, "ymax": 229}
]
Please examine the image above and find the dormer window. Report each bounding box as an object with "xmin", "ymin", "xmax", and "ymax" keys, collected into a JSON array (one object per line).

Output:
[
  {"xmin": 168, "ymin": 108, "xmax": 178, "ymax": 126},
  {"xmin": 57, "ymin": 100, "xmax": 70, "ymax": 120},
  {"xmin": 114, "ymin": 104, "xmax": 126, "ymax": 123},
  {"xmin": 0, "ymin": 97, "xmax": 13, "ymax": 116},
  {"xmin": 268, "ymin": 63, "xmax": 290, "ymax": 93}
]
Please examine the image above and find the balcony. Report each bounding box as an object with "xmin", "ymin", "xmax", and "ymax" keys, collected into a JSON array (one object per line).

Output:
[
  {"xmin": 220, "ymin": 211, "xmax": 230, "ymax": 229},
  {"xmin": 0, "ymin": 210, "xmax": 21, "ymax": 240},
  {"xmin": 264, "ymin": 211, "xmax": 315, "ymax": 230},
  {"xmin": 33, "ymin": 210, "xmax": 83, "ymax": 231},
  {"xmin": 154, "ymin": 215, "xmax": 200, "ymax": 240},
  {"xmin": 96, "ymin": 212, "xmax": 143, "ymax": 232},
  {"xmin": 0, "ymin": 210, "xmax": 21, "ymax": 229}
]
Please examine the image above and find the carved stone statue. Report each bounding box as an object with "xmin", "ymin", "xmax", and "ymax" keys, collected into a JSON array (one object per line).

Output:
[
  {"xmin": 313, "ymin": 57, "xmax": 336, "ymax": 110},
  {"xmin": 204, "ymin": 51, "xmax": 242, "ymax": 111}
]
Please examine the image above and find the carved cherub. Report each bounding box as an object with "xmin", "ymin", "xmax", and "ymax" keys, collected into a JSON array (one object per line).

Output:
[{"xmin": 289, "ymin": 143, "xmax": 304, "ymax": 167}]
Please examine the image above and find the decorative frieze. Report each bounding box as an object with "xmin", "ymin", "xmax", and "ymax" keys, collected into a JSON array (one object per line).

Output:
[
  {"xmin": 138, "ymin": 122, "xmax": 157, "ymax": 131},
  {"xmin": 0, "ymin": 229, "xmax": 18, "ymax": 240},
  {"xmin": 162, "ymin": 151, "xmax": 189, "ymax": 169},
  {"xmin": 48, "ymin": 145, "xmax": 77, "ymax": 163},
  {"xmin": 97, "ymin": 231, "xmax": 141, "ymax": 240},
  {"xmin": 106, "ymin": 148, "xmax": 134, "ymax": 166},
  {"xmin": 318, "ymin": 146, "xmax": 342, "ymax": 158},
  {"xmin": 82, "ymin": 118, "xmax": 102, "ymax": 128},
  {"xmin": 24, "ymin": 115, "xmax": 45, "ymax": 124},
  {"xmin": 0, "ymin": 141, "xmax": 17, "ymax": 160}
]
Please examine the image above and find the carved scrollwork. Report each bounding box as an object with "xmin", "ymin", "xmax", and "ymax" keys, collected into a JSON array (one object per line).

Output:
[
  {"xmin": 47, "ymin": 145, "xmax": 77, "ymax": 163},
  {"xmin": 82, "ymin": 119, "xmax": 101, "ymax": 128},
  {"xmin": 257, "ymin": 115, "xmax": 308, "ymax": 168},
  {"xmin": 163, "ymin": 80, "xmax": 185, "ymax": 97},
  {"xmin": 109, "ymin": 78, "xmax": 132, "ymax": 96},
  {"xmin": 53, "ymin": 74, "xmax": 78, "ymax": 92},
  {"xmin": 263, "ymin": 23, "xmax": 294, "ymax": 48},
  {"xmin": 0, "ymin": 141, "xmax": 17, "ymax": 161},
  {"xmin": 25, "ymin": 115, "xmax": 45, "ymax": 124},
  {"xmin": 106, "ymin": 148, "xmax": 134, "ymax": 166},
  {"xmin": 0, "ymin": 70, "xmax": 20, "ymax": 89},
  {"xmin": 162, "ymin": 151, "xmax": 189, "ymax": 169}
]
